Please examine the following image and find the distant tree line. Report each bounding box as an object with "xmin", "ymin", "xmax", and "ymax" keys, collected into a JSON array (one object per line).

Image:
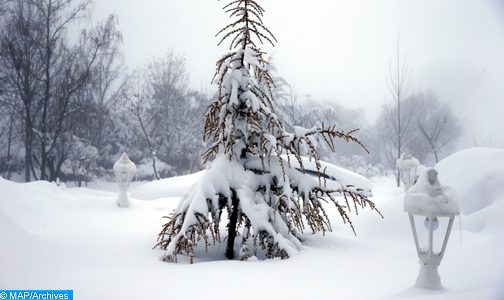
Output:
[
  {"xmin": 0, "ymin": 0, "xmax": 463, "ymax": 184},
  {"xmin": 0, "ymin": 0, "xmax": 210, "ymax": 184},
  {"xmin": 0, "ymin": 0, "xmax": 124, "ymax": 183},
  {"xmin": 272, "ymin": 68, "xmax": 463, "ymax": 178}
]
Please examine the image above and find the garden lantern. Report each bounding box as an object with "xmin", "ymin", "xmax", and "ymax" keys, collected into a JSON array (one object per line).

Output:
[
  {"xmin": 396, "ymin": 153, "xmax": 420, "ymax": 189},
  {"xmin": 113, "ymin": 152, "xmax": 136, "ymax": 208},
  {"xmin": 404, "ymin": 168, "xmax": 459, "ymax": 289}
]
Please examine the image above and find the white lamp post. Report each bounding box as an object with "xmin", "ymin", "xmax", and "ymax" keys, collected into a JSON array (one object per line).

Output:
[
  {"xmin": 404, "ymin": 168, "xmax": 459, "ymax": 289},
  {"xmin": 113, "ymin": 152, "xmax": 136, "ymax": 208},
  {"xmin": 396, "ymin": 153, "xmax": 420, "ymax": 190}
]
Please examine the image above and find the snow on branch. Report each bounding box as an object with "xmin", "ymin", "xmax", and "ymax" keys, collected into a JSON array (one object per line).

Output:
[{"xmin": 155, "ymin": 0, "xmax": 381, "ymax": 263}]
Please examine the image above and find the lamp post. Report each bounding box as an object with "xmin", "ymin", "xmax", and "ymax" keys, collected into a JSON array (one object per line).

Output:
[
  {"xmin": 113, "ymin": 152, "xmax": 136, "ymax": 208},
  {"xmin": 404, "ymin": 168, "xmax": 459, "ymax": 289},
  {"xmin": 396, "ymin": 153, "xmax": 420, "ymax": 190}
]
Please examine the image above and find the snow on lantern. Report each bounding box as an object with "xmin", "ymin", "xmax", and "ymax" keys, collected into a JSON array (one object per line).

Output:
[
  {"xmin": 113, "ymin": 152, "xmax": 136, "ymax": 208},
  {"xmin": 397, "ymin": 153, "xmax": 420, "ymax": 190},
  {"xmin": 404, "ymin": 168, "xmax": 459, "ymax": 289}
]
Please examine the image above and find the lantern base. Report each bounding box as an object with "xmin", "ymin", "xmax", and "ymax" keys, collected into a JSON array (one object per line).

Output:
[
  {"xmin": 415, "ymin": 263, "xmax": 442, "ymax": 290},
  {"xmin": 117, "ymin": 189, "xmax": 129, "ymax": 208}
]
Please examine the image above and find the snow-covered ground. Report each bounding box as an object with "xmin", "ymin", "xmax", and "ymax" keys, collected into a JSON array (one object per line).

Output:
[{"xmin": 1, "ymin": 147, "xmax": 503, "ymax": 300}]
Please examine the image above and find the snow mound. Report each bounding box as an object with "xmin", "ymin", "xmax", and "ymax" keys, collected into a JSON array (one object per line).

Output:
[
  {"xmin": 1, "ymin": 172, "xmax": 503, "ymax": 299},
  {"xmin": 131, "ymin": 171, "xmax": 203, "ymax": 200},
  {"xmin": 435, "ymin": 147, "xmax": 504, "ymax": 214},
  {"xmin": 0, "ymin": 209, "xmax": 35, "ymax": 244},
  {"xmin": 277, "ymin": 156, "xmax": 372, "ymax": 196}
]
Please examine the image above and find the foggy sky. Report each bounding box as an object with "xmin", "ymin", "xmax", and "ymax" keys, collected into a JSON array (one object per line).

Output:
[{"xmin": 93, "ymin": 0, "xmax": 504, "ymax": 147}]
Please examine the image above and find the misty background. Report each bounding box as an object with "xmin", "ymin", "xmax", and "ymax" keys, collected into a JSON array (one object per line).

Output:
[
  {"xmin": 1, "ymin": 0, "xmax": 503, "ymax": 184},
  {"xmin": 93, "ymin": 0, "xmax": 504, "ymax": 145}
]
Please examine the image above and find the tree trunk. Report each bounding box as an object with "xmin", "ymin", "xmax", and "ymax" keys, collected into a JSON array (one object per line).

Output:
[
  {"xmin": 39, "ymin": 0, "xmax": 52, "ymax": 181},
  {"xmin": 5, "ymin": 112, "xmax": 14, "ymax": 179},
  {"xmin": 48, "ymin": 154, "xmax": 65, "ymax": 182},
  {"xmin": 135, "ymin": 105, "xmax": 159, "ymax": 180},
  {"xmin": 226, "ymin": 189, "xmax": 239, "ymax": 259},
  {"xmin": 151, "ymin": 156, "xmax": 159, "ymax": 180},
  {"xmin": 24, "ymin": 122, "xmax": 32, "ymax": 182},
  {"xmin": 396, "ymin": 169, "xmax": 401, "ymax": 187},
  {"xmin": 40, "ymin": 147, "xmax": 48, "ymax": 180},
  {"xmin": 47, "ymin": 157, "xmax": 55, "ymax": 181},
  {"xmin": 30, "ymin": 154, "xmax": 39, "ymax": 180}
]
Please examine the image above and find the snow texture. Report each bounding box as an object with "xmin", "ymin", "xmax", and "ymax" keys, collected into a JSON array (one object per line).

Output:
[
  {"xmin": 435, "ymin": 147, "xmax": 504, "ymax": 214},
  {"xmin": 404, "ymin": 168, "xmax": 459, "ymax": 216},
  {"xmin": 1, "ymin": 156, "xmax": 504, "ymax": 299},
  {"xmin": 130, "ymin": 171, "xmax": 203, "ymax": 200},
  {"xmin": 283, "ymin": 155, "xmax": 372, "ymax": 196}
]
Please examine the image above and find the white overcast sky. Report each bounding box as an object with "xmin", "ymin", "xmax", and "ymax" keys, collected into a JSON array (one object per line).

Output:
[{"xmin": 92, "ymin": 0, "xmax": 504, "ymax": 147}]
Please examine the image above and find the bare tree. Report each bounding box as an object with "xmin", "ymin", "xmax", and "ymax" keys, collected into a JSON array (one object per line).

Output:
[
  {"xmin": 40, "ymin": 14, "xmax": 122, "ymax": 181},
  {"xmin": 122, "ymin": 51, "xmax": 209, "ymax": 178},
  {"xmin": 127, "ymin": 93, "xmax": 160, "ymax": 180},
  {"xmin": 143, "ymin": 52, "xmax": 189, "ymax": 168},
  {"xmin": 373, "ymin": 90, "xmax": 462, "ymax": 172},
  {"xmin": 183, "ymin": 90, "xmax": 209, "ymax": 174},
  {"xmin": 0, "ymin": 0, "xmax": 45, "ymax": 181},
  {"xmin": 30, "ymin": 0, "xmax": 121, "ymax": 181},
  {"xmin": 0, "ymin": 20, "xmax": 16, "ymax": 178},
  {"xmin": 69, "ymin": 14, "xmax": 127, "ymax": 174},
  {"xmin": 0, "ymin": 0, "xmax": 121, "ymax": 181},
  {"xmin": 85, "ymin": 16, "xmax": 127, "ymax": 152},
  {"xmin": 269, "ymin": 60, "xmax": 301, "ymax": 130},
  {"xmin": 33, "ymin": 0, "xmax": 88, "ymax": 180},
  {"xmin": 375, "ymin": 93, "xmax": 424, "ymax": 175},
  {"xmin": 387, "ymin": 38, "xmax": 412, "ymax": 186},
  {"xmin": 0, "ymin": 0, "xmax": 9, "ymax": 16},
  {"xmin": 0, "ymin": 109, "xmax": 18, "ymax": 179},
  {"xmin": 275, "ymin": 81, "xmax": 301, "ymax": 130},
  {"xmin": 417, "ymin": 92, "xmax": 462, "ymax": 162}
]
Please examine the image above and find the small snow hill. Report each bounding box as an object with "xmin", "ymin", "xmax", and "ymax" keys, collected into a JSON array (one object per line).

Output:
[
  {"xmin": 131, "ymin": 171, "xmax": 203, "ymax": 200},
  {"xmin": 435, "ymin": 147, "xmax": 504, "ymax": 234}
]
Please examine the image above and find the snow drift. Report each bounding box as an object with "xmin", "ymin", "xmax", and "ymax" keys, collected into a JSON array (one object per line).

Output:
[
  {"xmin": 1, "ymin": 148, "xmax": 503, "ymax": 299},
  {"xmin": 131, "ymin": 171, "xmax": 203, "ymax": 200},
  {"xmin": 436, "ymin": 147, "xmax": 504, "ymax": 214}
]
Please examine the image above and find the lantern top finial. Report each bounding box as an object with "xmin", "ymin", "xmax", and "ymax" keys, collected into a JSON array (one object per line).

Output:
[
  {"xmin": 113, "ymin": 152, "xmax": 137, "ymax": 173},
  {"xmin": 404, "ymin": 168, "xmax": 459, "ymax": 216}
]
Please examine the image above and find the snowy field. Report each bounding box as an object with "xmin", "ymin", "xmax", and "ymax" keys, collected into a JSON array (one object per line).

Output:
[{"xmin": 1, "ymin": 147, "xmax": 503, "ymax": 300}]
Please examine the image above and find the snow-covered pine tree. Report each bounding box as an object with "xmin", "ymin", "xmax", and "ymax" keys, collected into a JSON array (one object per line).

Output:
[{"xmin": 155, "ymin": 0, "xmax": 381, "ymax": 263}]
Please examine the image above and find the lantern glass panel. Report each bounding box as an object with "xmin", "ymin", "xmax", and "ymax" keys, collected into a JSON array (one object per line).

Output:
[
  {"xmin": 413, "ymin": 215, "xmax": 451, "ymax": 254},
  {"xmin": 117, "ymin": 171, "xmax": 130, "ymax": 187},
  {"xmin": 412, "ymin": 215, "xmax": 429, "ymax": 250},
  {"xmin": 401, "ymin": 167, "xmax": 417, "ymax": 187},
  {"xmin": 433, "ymin": 217, "xmax": 451, "ymax": 254}
]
